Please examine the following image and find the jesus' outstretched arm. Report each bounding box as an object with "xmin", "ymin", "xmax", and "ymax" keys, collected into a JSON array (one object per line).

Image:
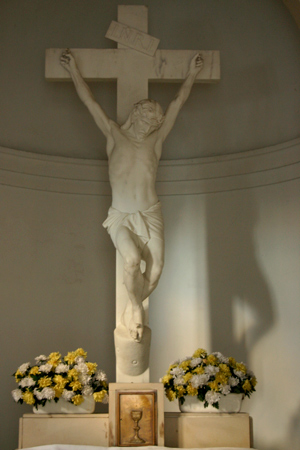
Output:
[
  {"xmin": 158, "ymin": 53, "xmax": 204, "ymax": 142},
  {"xmin": 60, "ymin": 49, "xmax": 113, "ymax": 139}
]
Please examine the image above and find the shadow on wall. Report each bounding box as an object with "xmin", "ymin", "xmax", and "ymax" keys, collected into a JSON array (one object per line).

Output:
[{"xmin": 205, "ymin": 189, "xmax": 275, "ymax": 362}]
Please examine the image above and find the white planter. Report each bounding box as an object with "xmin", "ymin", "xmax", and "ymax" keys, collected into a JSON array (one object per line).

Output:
[
  {"xmin": 33, "ymin": 395, "xmax": 95, "ymax": 414},
  {"xmin": 179, "ymin": 393, "xmax": 244, "ymax": 413}
]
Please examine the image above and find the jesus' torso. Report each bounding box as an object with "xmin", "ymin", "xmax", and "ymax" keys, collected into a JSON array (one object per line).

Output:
[{"xmin": 107, "ymin": 123, "xmax": 162, "ymax": 213}]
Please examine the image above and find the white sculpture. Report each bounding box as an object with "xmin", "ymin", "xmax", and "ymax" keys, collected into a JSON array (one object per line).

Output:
[{"xmin": 60, "ymin": 49, "xmax": 203, "ymax": 369}]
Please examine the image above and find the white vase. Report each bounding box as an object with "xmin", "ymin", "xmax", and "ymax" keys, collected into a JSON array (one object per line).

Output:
[
  {"xmin": 33, "ymin": 395, "xmax": 95, "ymax": 414},
  {"xmin": 179, "ymin": 393, "xmax": 244, "ymax": 413}
]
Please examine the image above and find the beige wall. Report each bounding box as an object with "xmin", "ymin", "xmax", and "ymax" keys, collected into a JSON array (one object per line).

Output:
[{"xmin": 0, "ymin": 1, "xmax": 299, "ymax": 450}]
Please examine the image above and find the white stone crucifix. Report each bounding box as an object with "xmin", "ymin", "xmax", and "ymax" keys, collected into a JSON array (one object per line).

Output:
[{"xmin": 46, "ymin": 5, "xmax": 220, "ymax": 383}]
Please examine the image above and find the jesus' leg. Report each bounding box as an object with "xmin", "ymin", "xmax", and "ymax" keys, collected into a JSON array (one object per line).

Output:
[
  {"xmin": 116, "ymin": 226, "xmax": 145, "ymax": 342},
  {"xmin": 141, "ymin": 237, "xmax": 165, "ymax": 301}
]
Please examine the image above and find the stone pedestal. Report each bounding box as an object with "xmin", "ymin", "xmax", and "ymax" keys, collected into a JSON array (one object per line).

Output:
[
  {"xmin": 166, "ymin": 412, "xmax": 252, "ymax": 448},
  {"xmin": 18, "ymin": 412, "xmax": 252, "ymax": 449}
]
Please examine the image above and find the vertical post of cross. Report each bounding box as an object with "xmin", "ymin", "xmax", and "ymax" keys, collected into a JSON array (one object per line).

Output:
[{"xmin": 115, "ymin": 5, "xmax": 150, "ymax": 383}]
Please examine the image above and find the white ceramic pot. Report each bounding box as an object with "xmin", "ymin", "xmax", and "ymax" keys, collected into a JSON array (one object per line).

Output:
[
  {"xmin": 33, "ymin": 395, "xmax": 95, "ymax": 414},
  {"xmin": 179, "ymin": 393, "xmax": 244, "ymax": 413}
]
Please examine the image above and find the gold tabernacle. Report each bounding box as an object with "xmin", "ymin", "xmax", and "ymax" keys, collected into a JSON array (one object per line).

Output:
[{"xmin": 117, "ymin": 390, "xmax": 157, "ymax": 446}]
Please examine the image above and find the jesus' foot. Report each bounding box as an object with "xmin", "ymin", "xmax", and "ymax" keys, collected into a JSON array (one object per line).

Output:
[
  {"xmin": 121, "ymin": 302, "xmax": 145, "ymax": 342},
  {"xmin": 128, "ymin": 304, "xmax": 144, "ymax": 342}
]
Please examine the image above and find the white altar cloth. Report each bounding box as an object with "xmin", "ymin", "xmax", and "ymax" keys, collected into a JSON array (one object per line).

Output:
[{"xmin": 20, "ymin": 446, "xmax": 257, "ymax": 450}]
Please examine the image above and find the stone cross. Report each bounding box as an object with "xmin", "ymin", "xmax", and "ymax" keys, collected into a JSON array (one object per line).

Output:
[{"xmin": 45, "ymin": 5, "xmax": 220, "ymax": 383}]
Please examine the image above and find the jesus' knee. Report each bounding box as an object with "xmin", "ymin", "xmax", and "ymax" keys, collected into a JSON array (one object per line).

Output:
[{"xmin": 123, "ymin": 253, "xmax": 141, "ymax": 278}]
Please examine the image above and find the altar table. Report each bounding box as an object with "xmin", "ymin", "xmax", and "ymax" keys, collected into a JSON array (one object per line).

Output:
[
  {"xmin": 18, "ymin": 413, "xmax": 252, "ymax": 449},
  {"xmin": 20, "ymin": 446, "xmax": 256, "ymax": 450}
]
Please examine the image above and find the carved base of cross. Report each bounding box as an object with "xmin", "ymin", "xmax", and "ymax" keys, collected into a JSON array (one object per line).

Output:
[{"xmin": 115, "ymin": 254, "xmax": 150, "ymax": 382}]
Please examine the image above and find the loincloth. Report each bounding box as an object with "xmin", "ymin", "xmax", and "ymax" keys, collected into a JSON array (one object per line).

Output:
[{"xmin": 102, "ymin": 202, "xmax": 164, "ymax": 249}]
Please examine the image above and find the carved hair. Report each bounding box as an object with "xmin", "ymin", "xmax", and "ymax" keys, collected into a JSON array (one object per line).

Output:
[{"xmin": 121, "ymin": 99, "xmax": 165, "ymax": 130}]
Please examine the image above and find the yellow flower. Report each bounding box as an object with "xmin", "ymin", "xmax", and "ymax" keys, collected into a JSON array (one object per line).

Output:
[
  {"xmin": 72, "ymin": 394, "xmax": 84, "ymax": 406},
  {"xmin": 15, "ymin": 370, "xmax": 25, "ymax": 382},
  {"xmin": 70, "ymin": 380, "xmax": 82, "ymax": 391},
  {"xmin": 219, "ymin": 364, "xmax": 231, "ymax": 375},
  {"xmin": 23, "ymin": 390, "xmax": 35, "ymax": 405},
  {"xmin": 48, "ymin": 352, "xmax": 61, "ymax": 360},
  {"xmin": 93, "ymin": 390, "xmax": 107, "ymax": 403},
  {"xmin": 161, "ymin": 374, "xmax": 172, "ymax": 384},
  {"xmin": 86, "ymin": 362, "xmax": 97, "ymax": 375},
  {"xmin": 193, "ymin": 348, "xmax": 207, "ymax": 358},
  {"xmin": 207, "ymin": 354, "xmax": 218, "ymax": 365},
  {"xmin": 250, "ymin": 376, "xmax": 257, "ymax": 387},
  {"xmin": 179, "ymin": 360, "xmax": 191, "ymax": 370},
  {"xmin": 243, "ymin": 380, "xmax": 252, "ymax": 392},
  {"xmin": 215, "ymin": 372, "xmax": 228, "ymax": 385},
  {"xmin": 166, "ymin": 389, "xmax": 176, "ymax": 401},
  {"xmin": 67, "ymin": 369, "xmax": 79, "ymax": 380},
  {"xmin": 186, "ymin": 385, "xmax": 198, "ymax": 396},
  {"xmin": 183, "ymin": 372, "xmax": 193, "ymax": 383},
  {"xmin": 74, "ymin": 348, "xmax": 87, "ymax": 359},
  {"xmin": 64, "ymin": 352, "xmax": 77, "ymax": 364},
  {"xmin": 54, "ymin": 387, "xmax": 64, "ymax": 398},
  {"xmin": 228, "ymin": 357, "xmax": 236, "ymax": 368},
  {"xmin": 208, "ymin": 380, "xmax": 219, "ymax": 391},
  {"xmin": 175, "ymin": 386, "xmax": 186, "ymax": 398},
  {"xmin": 193, "ymin": 366, "xmax": 205, "ymax": 375},
  {"xmin": 53, "ymin": 375, "xmax": 68, "ymax": 389},
  {"xmin": 38, "ymin": 376, "xmax": 52, "ymax": 388},
  {"xmin": 236, "ymin": 363, "xmax": 247, "ymax": 374},
  {"xmin": 29, "ymin": 366, "xmax": 40, "ymax": 376}
]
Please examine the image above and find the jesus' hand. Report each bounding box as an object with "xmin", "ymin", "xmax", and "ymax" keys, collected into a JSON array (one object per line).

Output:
[
  {"xmin": 189, "ymin": 53, "xmax": 204, "ymax": 76},
  {"xmin": 60, "ymin": 49, "xmax": 77, "ymax": 73}
]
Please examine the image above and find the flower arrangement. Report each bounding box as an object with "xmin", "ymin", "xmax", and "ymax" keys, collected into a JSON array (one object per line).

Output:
[
  {"xmin": 12, "ymin": 348, "xmax": 108, "ymax": 409},
  {"xmin": 160, "ymin": 348, "xmax": 257, "ymax": 409}
]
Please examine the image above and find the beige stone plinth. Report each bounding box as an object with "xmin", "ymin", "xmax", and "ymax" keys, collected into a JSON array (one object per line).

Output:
[
  {"xmin": 164, "ymin": 412, "xmax": 251, "ymax": 449},
  {"xmin": 18, "ymin": 411, "xmax": 251, "ymax": 449},
  {"xmin": 18, "ymin": 414, "xmax": 109, "ymax": 449}
]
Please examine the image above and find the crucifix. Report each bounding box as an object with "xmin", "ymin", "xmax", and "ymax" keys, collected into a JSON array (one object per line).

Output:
[{"xmin": 46, "ymin": 5, "xmax": 220, "ymax": 383}]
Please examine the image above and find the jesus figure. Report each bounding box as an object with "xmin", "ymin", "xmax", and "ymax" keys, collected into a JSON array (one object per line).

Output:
[{"xmin": 60, "ymin": 50, "xmax": 203, "ymax": 344}]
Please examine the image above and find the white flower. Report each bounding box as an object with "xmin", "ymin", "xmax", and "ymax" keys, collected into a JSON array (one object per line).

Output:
[
  {"xmin": 178, "ymin": 356, "xmax": 192, "ymax": 364},
  {"xmin": 205, "ymin": 390, "xmax": 221, "ymax": 405},
  {"xmin": 41, "ymin": 388, "xmax": 56, "ymax": 400},
  {"xmin": 55, "ymin": 363, "xmax": 69, "ymax": 374},
  {"xmin": 228, "ymin": 376, "xmax": 239, "ymax": 387},
  {"xmin": 75, "ymin": 356, "xmax": 86, "ymax": 364},
  {"xmin": 34, "ymin": 389, "xmax": 44, "ymax": 401},
  {"xmin": 95, "ymin": 370, "xmax": 107, "ymax": 382},
  {"xmin": 190, "ymin": 374, "xmax": 210, "ymax": 388},
  {"xmin": 220, "ymin": 384, "xmax": 231, "ymax": 395},
  {"xmin": 17, "ymin": 363, "xmax": 30, "ymax": 374},
  {"xmin": 234, "ymin": 370, "xmax": 246, "ymax": 379},
  {"xmin": 170, "ymin": 359, "xmax": 180, "ymax": 366},
  {"xmin": 74, "ymin": 363, "xmax": 88, "ymax": 374},
  {"xmin": 170, "ymin": 367, "xmax": 185, "ymax": 377},
  {"xmin": 102, "ymin": 393, "xmax": 109, "ymax": 404},
  {"xmin": 212, "ymin": 352, "xmax": 229, "ymax": 364},
  {"xmin": 205, "ymin": 365, "xmax": 219, "ymax": 376},
  {"xmin": 12, "ymin": 389, "xmax": 23, "ymax": 402},
  {"xmin": 173, "ymin": 376, "xmax": 185, "ymax": 386},
  {"xmin": 39, "ymin": 364, "xmax": 52, "ymax": 373},
  {"xmin": 35, "ymin": 355, "xmax": 47, "ymax": 363},
  {"xmin": 62, "ymin": 389, "xmax": 75, "ymax": 401},
  {"xmin": 19, "ymin": 377, "xmax": 35, "ymax": 388},
  {"xmin": 190, "ymin": 358, "xmax": 202, "ymax": 368},
  {"xmin": 79, "ymin": 374, "xmax": 92, "ymax": 385},
  {"xmin": 82, "ymin": 386, "xmax": 93, "ymax": 396}
]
